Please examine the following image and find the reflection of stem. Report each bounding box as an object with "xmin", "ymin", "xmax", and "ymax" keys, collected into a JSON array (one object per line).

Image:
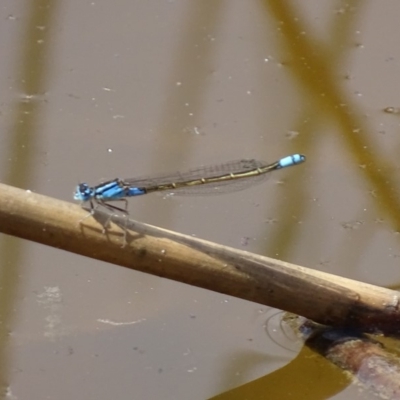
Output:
[
  {"xmin": 264, "ymin": 1, "xmax": 362, "ymax": 259},
  {"xmin": 0, "ymin": 0, "xmax": 58, "ymax": 391},
  {"xmin": 265, "ymin": 1, "xmax": 400, "ymax": 230}
]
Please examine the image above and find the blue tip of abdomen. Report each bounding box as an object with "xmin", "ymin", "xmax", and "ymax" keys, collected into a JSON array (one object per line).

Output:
[{"xmin": 277, "ymin": 154, "xmax": 306, "ymax": 169}]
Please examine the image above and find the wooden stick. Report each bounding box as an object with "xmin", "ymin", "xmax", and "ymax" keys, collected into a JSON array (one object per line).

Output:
[{"xmin": 0, "ymin": 182, "xmax": 399, "ymax": 333}]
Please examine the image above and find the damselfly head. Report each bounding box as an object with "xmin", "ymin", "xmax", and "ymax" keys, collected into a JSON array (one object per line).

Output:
[{"xmin": 74, "ymin": 183, "xmax": 93, "ymax": 201}]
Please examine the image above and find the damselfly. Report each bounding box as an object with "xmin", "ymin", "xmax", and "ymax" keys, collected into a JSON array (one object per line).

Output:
[{"xmin": 74, "ymin": 154, "xmax": 306, "ymax": 213}]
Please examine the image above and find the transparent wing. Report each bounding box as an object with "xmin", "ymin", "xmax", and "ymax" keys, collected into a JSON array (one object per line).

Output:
[{"xmin": 123, "ymin": 159, "xmax": 274, "ymax": 196}]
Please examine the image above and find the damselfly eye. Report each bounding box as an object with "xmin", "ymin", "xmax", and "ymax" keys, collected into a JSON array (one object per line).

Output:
[
  {"xmin": 79, "ymin": 183, "xmax": 89, "ymax": 192},
  {"xmin": 74, "ymin": 183, "xmax": 92, "ymax": 201}
]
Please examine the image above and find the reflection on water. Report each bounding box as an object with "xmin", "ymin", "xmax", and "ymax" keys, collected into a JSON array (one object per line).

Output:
[
  {"xmin": 263, "ymin": 309, "xmax": 304, "ymax": 353},
  {"xmin": 2, "ymin": 0, "xmax": 400, "ymax": 399}
]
